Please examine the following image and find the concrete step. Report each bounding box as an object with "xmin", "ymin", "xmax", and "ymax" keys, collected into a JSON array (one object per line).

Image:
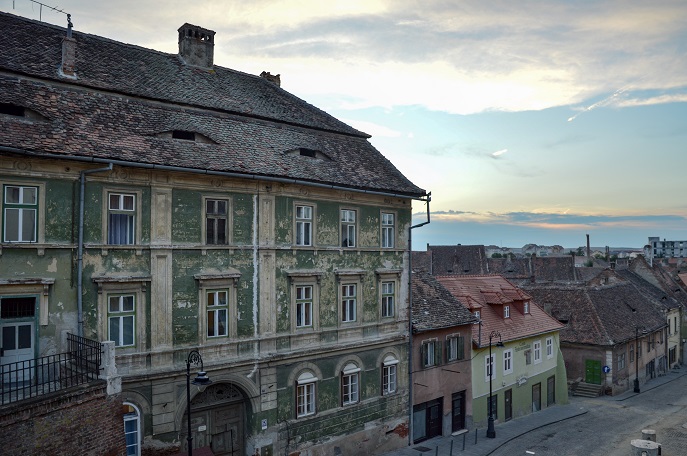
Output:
[{"xmin": 573, "ymin": 382, "xmax": 603, "ymax": 397}]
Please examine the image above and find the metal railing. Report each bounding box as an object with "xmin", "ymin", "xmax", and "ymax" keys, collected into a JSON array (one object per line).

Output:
[{"xmin": 1, "ymin": 333, "xmax": 102, "ymax": 406}]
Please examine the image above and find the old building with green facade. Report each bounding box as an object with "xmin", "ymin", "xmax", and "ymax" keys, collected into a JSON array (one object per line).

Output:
[{"xmin": 0, "ymin": 12, "xmax": 428, "ymax": 455}]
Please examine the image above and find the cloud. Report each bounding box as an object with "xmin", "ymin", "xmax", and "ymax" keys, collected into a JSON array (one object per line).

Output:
[{"xmin": 491, "ymin": 149, "xmax": 507, "ymax": 158}]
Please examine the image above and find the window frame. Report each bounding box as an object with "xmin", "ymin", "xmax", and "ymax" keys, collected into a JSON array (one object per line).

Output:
[
  {"xmin": 1, "ymin": 181, "xmax": 45, "ymax": 244},
  {"xmin": 382, "ymin": 355, "xmax": 399, "ymax": 395},
  {"xmin": 380, "ymin": 211, "xmax": 396, "ymax": 249},
  {"xmin": 617, "ymin": 352, "xmax": 626, "ymax": 370},
  {"xmin": 295, "ymin": 284, "xmax": 314, "ymax": 329},
  {"xmin": 95, "ymin": 279, "xmax": 148, "ymax": 353},
  {"xmin": 504, "ymin": 305, "xmax": 510, "ymax": 318},
  {"xmin": 205, "ymin": 289, "xmax": 229, "ymax": 339},
  {"xmin": 524, "ymin": 301, "xmax": 530, "ymax": 314},
  {"xmin": 503, "ymin": 348, "xmax": 513, "ymax": 375},
  {"xmin": 108, "ymin": 294, "xmax": 136, "ymax": 347},
  {"xmin": 123, "ymin": 402, "xmax": 142, "ymax": 456},
  {"xmin": 294, "ymin": 203, "xmax": 314, "ymax": 247},
  {"xmin": 2, "ymin": 184, "xmax": 38, "ymax": 243},
  {"xmin": 422, "ymin": 339, "xmax": 441, "ymax": 368},
  {"xmin": 288, "ymin": 272, "xmax": 322, "ymax": 332},
  {"xmin": 446, "ymin": 334, "xmax": 465, "ymax": 362},
  {"xmin": 341, "ymin": 363, "xmax": 361, "ymax": 406},
  {"xmin": 296, "ymin": 372, "xmax": 317, "ymax": 418},
  {"xmin": 546, "ymin": 336, "xmax": 554, "ymax": 359},
  {"xmin": 485, "ymin": 353, "xmax": 496, "ymax": 382},
  {"xmin": 340, "ymin": 208, "xmax": 357, "ymax": 248},
  {"xmin": 203, "ymin": 196, "xmax": 231, "ymax": 245},
  {"xmin": 341, "ymin": 283, "xmax": 357, "ymax": 323},
  {"xmin": 102, "ymin": 188, "xmax": 142, "ymax": 246},
  {"xmin": 196, "ymin": 274, "xmax": 239, "ymax": 344},
  {"xmin": 380, "ymin": 280, "xmax": 395, "ymax": 318},
  {"xmin": 533, "ymin": 340, "xmax": 542, "ymax": 364}
]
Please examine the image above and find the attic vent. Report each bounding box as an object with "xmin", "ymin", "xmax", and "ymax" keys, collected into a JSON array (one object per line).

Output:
[
  {"xmin": 172, "ymin": 130, "xmax": 196, "ymax": 141},
  {"xmin": 285, "ymin": 148, "xmax": 330, "ymax": 160},
  {"xmin": 0, "ymin": 103, "xmax": 26, "ymax": 117}
]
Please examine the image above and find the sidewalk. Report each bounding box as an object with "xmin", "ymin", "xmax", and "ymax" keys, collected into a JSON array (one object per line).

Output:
[
  {"xmin": 380, "ymin": 402, "xmax": 588, "ymax": 456},
  {"xmin": 381, "ymin": 367, "xmax": 687, "ymax": 456}
]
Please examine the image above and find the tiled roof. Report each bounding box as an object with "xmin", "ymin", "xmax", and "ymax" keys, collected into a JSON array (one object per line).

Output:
[
  {"xmin": 0, "ymin": 12, "xmax": 425, "ymax": 197},
  {"xmin": 523, "ymin": 281, "xmax": 667, "ymax": 347},
  {"xmin": 411, "ymin": 251, "xmax": 432, "ymax": 273},
  {"xmin": 427, "ymin": 245, "xmax": 488, "ymax": 275},
  {"xmin": 435, "ymin": 274, "xmax": 564, "ymax": 346},
  {"xmin": 411, "ymin": 272, "xmax": 477, "ymax": 332},
  {"xmin": 488, "ymin": 255, "xmax": 579, "ymax": 283}
]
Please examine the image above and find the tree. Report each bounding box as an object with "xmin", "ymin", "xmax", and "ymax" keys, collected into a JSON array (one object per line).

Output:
[{"xmin": 491, "ymin": 253, "xmax": 503, "ymax": 258}]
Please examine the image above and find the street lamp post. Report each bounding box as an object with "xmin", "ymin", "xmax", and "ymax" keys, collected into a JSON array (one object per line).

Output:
[
  {"xmin": 186, "ymin": 350, "xmax": 212, "ymax": 456},
  {"xmin": 634, "ymin": 326, "xmax": 646, "ymax": 393},
  {"xmin": 486, "ymin": 330, "xmax": 504, "ymax": 439}
]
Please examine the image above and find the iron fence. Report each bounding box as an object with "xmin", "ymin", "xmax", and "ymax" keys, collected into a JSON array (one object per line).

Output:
[{"xmin": 1, "ymin": 333, "xmax": 102, "ymax": 405}]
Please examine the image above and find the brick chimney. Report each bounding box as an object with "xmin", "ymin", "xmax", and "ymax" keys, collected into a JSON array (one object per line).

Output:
[
  {"xmin": 178, "ymin": 23, "xmax": 215, "ymax": 68},
  {"xmin": 60, "ymin": 14, "xmax": 77, "ymax": 79},
  {"xmin": 260, "ymin": 71, "xmax": 281, "ymax": 87}
]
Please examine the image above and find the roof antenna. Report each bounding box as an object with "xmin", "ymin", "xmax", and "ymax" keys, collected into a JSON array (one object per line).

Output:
[
  {"xmin": 67, "ymin": 13, "xmax": 72, "ymax": 37},
  {"xmin": 22, "ymin": 1, "xmax": 70, "ymax": 25}
]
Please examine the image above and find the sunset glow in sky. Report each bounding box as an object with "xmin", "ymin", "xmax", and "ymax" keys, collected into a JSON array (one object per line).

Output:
[{"xmin": 5, "ymin": 0, "xmax": 686, "ymax": 249}]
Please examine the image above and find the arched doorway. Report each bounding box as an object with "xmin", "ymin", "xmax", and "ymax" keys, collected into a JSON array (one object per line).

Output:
[{"xmin": 183, "ymin": 383, "xmax": 246, "ymax": 455}]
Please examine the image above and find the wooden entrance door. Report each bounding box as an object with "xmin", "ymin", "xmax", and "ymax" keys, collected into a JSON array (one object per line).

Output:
[
  {"xmin": 532, "ymin": 383, "xmax": 541, "ymax": 412},
  {"xmin": 585, "ymin": 359, "xmax": 602, "ymax": 384},
  {"xmin": 504, "ymin": 389, "xmax": 513, "ymax": 421},
  {"xmin": 451, "ymin": 391, "xmax": 465, "ymax": 432}
]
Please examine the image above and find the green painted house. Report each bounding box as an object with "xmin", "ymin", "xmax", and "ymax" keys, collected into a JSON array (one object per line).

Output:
[
  {"xmin": 0, "ymin": 12, "xmax": 428, "ymax": 456},
  {"xmin": 435, "ymin": 275, "xmax": 568, "ymax": 428}
]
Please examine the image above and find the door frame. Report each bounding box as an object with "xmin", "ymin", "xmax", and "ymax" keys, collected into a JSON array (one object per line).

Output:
[{"xmin": 504, "ymin": 388, "xmax": 512, "ymax": 421}]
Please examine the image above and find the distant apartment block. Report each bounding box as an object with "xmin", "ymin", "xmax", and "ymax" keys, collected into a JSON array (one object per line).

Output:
[{"xmin": 647, "ymin": 237, "xmax": 687, "ymax": 260}]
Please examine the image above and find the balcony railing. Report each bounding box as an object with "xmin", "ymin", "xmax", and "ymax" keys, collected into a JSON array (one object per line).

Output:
[{"xmin": 1, "ymin": 333, "xmax": 102, "ymax": 406}]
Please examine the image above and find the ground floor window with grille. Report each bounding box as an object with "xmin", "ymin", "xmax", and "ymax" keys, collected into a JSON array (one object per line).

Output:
[{"xmin": 296, "ymin": 372, "xmax": 317, "ymax": 417}]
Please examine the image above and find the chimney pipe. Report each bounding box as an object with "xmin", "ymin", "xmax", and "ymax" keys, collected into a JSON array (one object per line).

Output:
[
  {"xmin": 260, "ymin": 71, "xmax": 281, "ymax": 87},
  {"xmin": 60, "ymin": 15, "xmax": 77, "ymax": 79},
  {"xmin": 586, "ymin": 234, "xmax": 591, "ymax": 259}
]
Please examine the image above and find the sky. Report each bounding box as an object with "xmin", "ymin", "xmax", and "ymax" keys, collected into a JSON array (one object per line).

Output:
[{"xmin": 4, "ymin": 0, "xmax": 687, "ymax": 250}]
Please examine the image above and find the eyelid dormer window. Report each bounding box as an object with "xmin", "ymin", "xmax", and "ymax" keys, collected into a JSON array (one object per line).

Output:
[
  {"xmin": 0, "ymin": 103, "xmax": 47, "ymax": 121},
  {"xmin": 172, "ymin": 130, "xmax": 196, "ymax": 141},
  {"xmin": 285, "ymin": 148, "xmax": 331, "ymax": 160},
  {"xmin": 155, "ymin": 130, "xmax": 215, "ymax": 144}
]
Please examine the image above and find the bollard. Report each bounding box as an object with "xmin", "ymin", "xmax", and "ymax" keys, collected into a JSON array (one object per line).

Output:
[
  {"xmin": 475, "ymin": 428, "xmax": 478, "ymax": 445},
  {"xmin": 463, "ymin": 432, "xmax": 466, "ymax": 451},
  {"xmin": 435, "ymin": 445, "xmax": 439, "ymax": 456},
  {"xmin": 450, "ymin": 439, "xmax": 454, "ymax": 456},
  {"xmin": 630, "ymin": 439, "xmax": 660, "ymax": 456}
]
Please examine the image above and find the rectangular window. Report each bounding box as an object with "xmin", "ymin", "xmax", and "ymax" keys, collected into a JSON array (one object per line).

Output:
[
  {"xmin": 446, "ymin": 336, "xmax": 464, "ymax": 362},
  {"xmin": 108, "ymin": 295, "xmax": 135, "ymax": 347},
  {"xmin": 422, "ymin": 341, "xmax": 440, "ymax": 368},
  {"xmin": 475, "ymin": 311, "xmax": 480, "ymax": 320},
  {"xmin": 341, "ymin": 284, "xmax": 356, "ymax": 322},
  {"xmin": 524, "ymin": 302, "xmax": 530, "ymax": 314},
  {"xmin": 381, "ymin": 212, "xmax": 395, "ymax": 248},
  {"xmin": 533, "ymin": 340, "xmax": 542, "ymax": 364},
  {"xmin": 503, "ymin": 349, "xmax": 513, "ymax": 375},
  {"xmin": 630, "ymin": 344, "xmax": 635, "ymax": 363},
  {"xmin": 296, "ymin": 285, "xmax": 313, "ymax": 328},
  {"xmin": 546, "ymin": 337, "xmax": 554, "ymax": 359},
  {"xmin": 3, "ymin": 185, "xmax": 37, "ymax": 242},
  {"xmin": 297, "ymin": 382, "xmax": 316, "ymax": 417},
  {"xmin": 638, "ymin": 340, "xmax": 642, "ymax": 358},
  {"xmin": 295, "ymin": 205, "xmax": 313, "ymax": 246},
  {"xmin": 383, "ymin": 363, "xmax": 397, "ymax": 395},
  {"xmin": 206, "ymin": 290, "xmax": 228, "ymax": 338},
  {"xmin": 381, "ymin": 281, "xmax": 395, "ymax": 318},
  {"xmin": 617, "ymin": 353, "xmax": 626, "ymax": 370},
  {"xmin": 525, "ymin": 349, "xmax": 532, "ymax": 365},
  {"xmin": 340, "ymin": 209, "xmax": 356, "ymax": 247},
  {"xmin": 485, "ymin": 353, "xmax": 496, "ymax": 382},
  {"xmin": 342, "ymin": 372, "xmax": 359, "ymax": 405},
  {"xmin": 108, "ymin": 193, "xmax": 135, "ymax": 245},
  {"xmin": 504, "ymin": 305, "xmax": 510, "ymax": 318},
  {"xmin": 205, "ymin": 199, "xmax": 228, "ymax": 245}
]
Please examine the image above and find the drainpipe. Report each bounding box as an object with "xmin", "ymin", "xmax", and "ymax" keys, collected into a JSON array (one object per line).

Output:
[
  {"xmin": 407, "ymin": 192, "xmax": 431, "ymax": 446},
  {"xmin": 78, "ymin": 163, "xmax": 113, "ymax": 337}
]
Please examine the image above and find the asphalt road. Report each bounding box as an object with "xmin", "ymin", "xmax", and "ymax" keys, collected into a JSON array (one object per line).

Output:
[{"xmin": 490, "ymin": 374, "xmax": 687, "ymax": 456}]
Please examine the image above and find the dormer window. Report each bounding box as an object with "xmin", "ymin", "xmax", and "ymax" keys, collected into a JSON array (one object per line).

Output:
[
  {"xmin": 474, "ymin": 311, "xmax": 480, "ymax": 320},
  {"xmin": 0, "ymin": 103, "xmax": 47, "ymax": 121},
  {"xmin": 504, "ymin": 305, "xmax": 510, "ymax": 318},
  {"xmin": 524, "ymin": 302, "xmax": 530, "ymax": 314},
  {"xmin": 172, "ymin": 130, "xmax": 196, "ymax": 141},
  {"xmin": 285, "ymin": 148, "xmax": 331, "ymax": 160},
  {"xmin": 156, "ymin": 130, "xmax": 214, "ymax": 144},
  {"xmin": 0, "ymin": 103, "xmax": 25, "ymax": 117}
]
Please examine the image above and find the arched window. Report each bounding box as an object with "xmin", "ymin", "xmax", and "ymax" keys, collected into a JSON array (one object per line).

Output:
[
  {"xmin": 341, "ymin": 363, "xmax": 361, "ymax": 405},
  {"xmin": 296, "ymin": 371, "xmax": 317, "ymax": 417},
  {"xmin": 382, "ymin": 355, "xmax": 398, "ymax": 395},
  {"xmin": 123, "ymin": 402, "xmax": 141, "ymax": 456}
]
